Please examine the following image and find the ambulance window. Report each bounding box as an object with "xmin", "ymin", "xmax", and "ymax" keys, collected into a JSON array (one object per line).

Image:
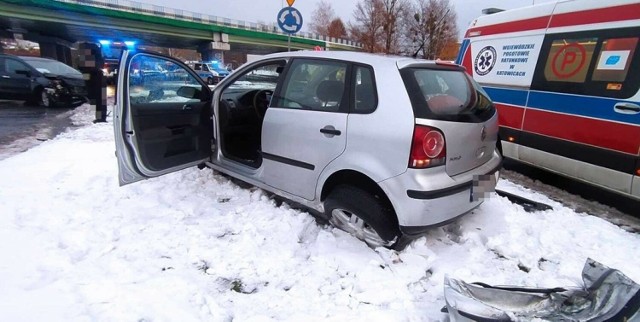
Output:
[
  {"xmin": 542, "ymin": 38, "xmax": 597, "ymax": 83},
  {"xmin": 532, "ymin": 28, "xmax": 640, "ymax": 99},
  {"xmin": 592, "ymin": 37, "xmax": 638, "ymax": 82}
]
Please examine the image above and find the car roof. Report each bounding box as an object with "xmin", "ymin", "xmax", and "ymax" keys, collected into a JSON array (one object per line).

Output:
[{"xmin": 259, "ymin": 51, "xmax": 450, "ymax": 69}]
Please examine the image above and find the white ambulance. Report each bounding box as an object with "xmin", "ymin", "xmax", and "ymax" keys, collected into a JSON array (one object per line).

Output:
[{"xmin": 457, "ymin": 0, "xmax": 640, "ymax": 201}]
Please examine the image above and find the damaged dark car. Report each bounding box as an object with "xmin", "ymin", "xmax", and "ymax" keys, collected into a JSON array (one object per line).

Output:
[{"xmin": 0, "ymin": 54, "xmax": 87, "ymax": 108}]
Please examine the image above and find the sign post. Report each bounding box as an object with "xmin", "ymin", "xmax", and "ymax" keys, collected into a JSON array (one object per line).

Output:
[{"xmin": 277, "ymin": 1, "xmax": 303, "ymax": 52}]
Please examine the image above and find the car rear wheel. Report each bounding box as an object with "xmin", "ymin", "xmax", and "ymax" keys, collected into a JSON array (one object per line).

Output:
[
  {"xmin": 207, "ymin": 77, "xmax": 214, "ymax": 85},
  {"xmin": 325, "ymin": 185, "xmax": 400, "ymax": 248}
]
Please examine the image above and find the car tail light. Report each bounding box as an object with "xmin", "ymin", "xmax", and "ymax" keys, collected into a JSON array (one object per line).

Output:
[{"xmin": 409, "ymin": 125, "xmax": 446, "ymax": 168}]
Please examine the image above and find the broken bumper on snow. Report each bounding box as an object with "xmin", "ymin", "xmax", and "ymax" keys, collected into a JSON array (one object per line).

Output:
[{"xmin": 443, "ymin": 258, "xmax": 640, "ymax": 321}]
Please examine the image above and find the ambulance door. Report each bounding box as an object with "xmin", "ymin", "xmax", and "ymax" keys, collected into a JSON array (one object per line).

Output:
[{"xmin": 526, "ymin": 25, "xmax": 640, "ymax": 198}]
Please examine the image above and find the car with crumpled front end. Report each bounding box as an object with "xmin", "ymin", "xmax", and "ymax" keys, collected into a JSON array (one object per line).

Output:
[{"xmin": 0, "ymin": 54, "xmax": 87, "ymax": 107}]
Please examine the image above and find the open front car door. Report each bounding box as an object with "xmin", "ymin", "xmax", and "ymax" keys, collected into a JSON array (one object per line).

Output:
[{"xmin": 114, "ymin": 50, "xmax": 213, "ymax": 186}]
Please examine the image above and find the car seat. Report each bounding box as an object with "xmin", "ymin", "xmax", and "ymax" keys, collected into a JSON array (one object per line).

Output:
[{"xmin": 316, "ymin": 80, "xmax": 344, "ymax": 109}]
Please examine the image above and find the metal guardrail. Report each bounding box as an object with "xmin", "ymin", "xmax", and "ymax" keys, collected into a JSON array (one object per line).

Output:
[{"xmin": 55, "ymin": 0, "xmax": 362, "ymax": 48}]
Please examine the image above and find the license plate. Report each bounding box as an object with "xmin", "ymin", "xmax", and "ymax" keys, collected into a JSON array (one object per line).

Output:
[{"xmin": 471, "ymin": 173, "xmax": 497, "ymax": 202}]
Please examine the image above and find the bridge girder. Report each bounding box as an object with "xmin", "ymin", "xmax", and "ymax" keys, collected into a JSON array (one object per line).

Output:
[{"xmin": 0, "ymin": 0, "xmax": 335, "ymax": 51}]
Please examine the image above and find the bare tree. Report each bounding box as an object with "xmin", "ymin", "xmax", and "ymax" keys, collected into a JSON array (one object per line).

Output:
[
  {"xmin": 408, "ymin": 0, "xmax": 458, "ymax": 59},
  {"xmin": 380, "ymin": 0, "xmax": 409, "ymax": 54},
  {"xmin": 309, "ymin": 0, "xmax": 336, "ymax": 36},
  {"xmin": 349, "ymin": 0, "xmax": 385, "ymax": 53},
  {"xmin": 327, "ymin": 18, "xmax": 348, "ymax": 39}
]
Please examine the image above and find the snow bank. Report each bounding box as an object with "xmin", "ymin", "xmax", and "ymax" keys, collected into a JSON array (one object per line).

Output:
[{"xmin": 0, "ymin": 105, "xmax": 638, "ymax": 321}]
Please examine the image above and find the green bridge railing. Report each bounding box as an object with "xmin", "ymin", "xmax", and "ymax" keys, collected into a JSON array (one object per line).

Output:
[{"xmin": 55, "ymin": 0, "xmax": 362, "ymax": 49}]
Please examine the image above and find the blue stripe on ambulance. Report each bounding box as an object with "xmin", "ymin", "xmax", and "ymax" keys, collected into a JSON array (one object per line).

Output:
[
  {"xmin": 455, "ymin": 39, "xmax": 470, "ymax": 65},
  {"xmin": 484, "ymin": 87, "xmax": 528, "ymax": 107},
  {"xmin": 483, "ymin": 87, "xmax": 640, "ymax": 126}
]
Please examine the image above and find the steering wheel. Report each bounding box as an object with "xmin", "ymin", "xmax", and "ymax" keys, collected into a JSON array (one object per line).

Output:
[
  {"xmin": 253, "ymin": 89, "xmax": 273, "ymax": 119},
  {"xmin": 252, "ymin": 89, "xmax": 273, "ymax": 119}
]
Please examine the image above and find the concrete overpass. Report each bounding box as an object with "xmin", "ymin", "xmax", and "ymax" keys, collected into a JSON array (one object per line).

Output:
[{"xmin": 0, "ymin": 0, "xmax": 361, "ymax": 65}]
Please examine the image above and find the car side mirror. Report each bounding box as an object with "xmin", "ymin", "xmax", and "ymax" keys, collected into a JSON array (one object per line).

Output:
[
  {"xmin": 176, "ymin": 86, "xmax": 201, "ymax": 99},
  {"xmin": 15, "ymin": 70, "xmax": 31, "ymax": 77}
]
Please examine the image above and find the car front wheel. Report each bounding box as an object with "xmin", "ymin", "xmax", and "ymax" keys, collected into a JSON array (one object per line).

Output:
[
  {"xmin": 37, "ymin": 88, "xmax": 52, "ymax": 108},
  {"xmin": 325, "ymin": 185, "xmax": 401, "ymax": 249}
]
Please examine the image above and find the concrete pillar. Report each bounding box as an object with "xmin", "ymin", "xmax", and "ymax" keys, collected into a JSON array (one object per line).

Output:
[
  {"xmin": 198, "ymin": 33, "xmax": 230, "ymax": 63},
  {"xmin": 199, "ymin": 48, "xmax": 224, "ymax": 62},
  {"xmin": 0, "ymin": 31, "xmax": 8, "ymax": 54},
  {"xmin": 38, "ymin": 41, "xmax": 73, "ymax": 66},
  {"xmin": 56, "ymin": 44, "xmax": 72, "ymax": 66}
]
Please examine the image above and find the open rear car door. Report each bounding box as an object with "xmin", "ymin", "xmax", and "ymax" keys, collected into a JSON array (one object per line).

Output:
[{"xmin": 114, "ymin": 50, "xmax": 213, "ymax": 186}]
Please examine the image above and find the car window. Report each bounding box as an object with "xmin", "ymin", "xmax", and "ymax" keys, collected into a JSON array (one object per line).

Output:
[
  {"xmin": 218, "ymin": 60, "xmax": 285, "ymax": 113},
  {"xmin": 224, "ymin": 61, "xmax": 284, "ymax": 92},
  {"xmin": 401, "ymin": 67, "xmax": 495, "ymax": 122},
  {"xmin": 352, "ymin": 65, "xmax": 377, "ymax": 113},
  {"xmin": 5, "ymin": 59, "xmax": 30, "ymax": 74},
  {"xmin": 128, "ymin": 54, "xmax": 204, "ymax": 104},
  {"xmin": 415, "ymin": 69, "xmax": 472, "ymax": 114},
  {"xmin": 274, "ymin": 58, "xmax": 348, "ymax": 112}
]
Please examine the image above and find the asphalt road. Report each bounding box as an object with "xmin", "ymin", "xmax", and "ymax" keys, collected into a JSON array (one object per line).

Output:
[
  {"xmin": 502, "ymin": 160, "xmax": 640, "ymax": 230},
  {"xmin": 0, "ymin": 100, "xmax": 77, "ymax": 160}
]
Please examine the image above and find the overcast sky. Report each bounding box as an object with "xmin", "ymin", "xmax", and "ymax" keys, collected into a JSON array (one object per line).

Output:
[{"xmin": 149, "ymin": 0, "xmax": 555, "ymax": 39}]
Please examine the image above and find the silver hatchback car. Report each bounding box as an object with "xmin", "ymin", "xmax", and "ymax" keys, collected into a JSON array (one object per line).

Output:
[{"xmin": 115, "ymin": 50, "xmax": 501, "ymax": 249}]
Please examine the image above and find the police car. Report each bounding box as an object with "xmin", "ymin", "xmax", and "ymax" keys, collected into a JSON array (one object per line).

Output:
[{"xmin": 187, "ymin": 61, "xmax": 230, "ymax": 85}]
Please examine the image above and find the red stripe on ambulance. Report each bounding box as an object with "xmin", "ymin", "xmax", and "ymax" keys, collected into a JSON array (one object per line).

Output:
[
  {"xmin": 549, "ymin": 3, "xmax": 640, "ymax": 28},
  {"xmin": 522, "ymin": 109, "xmax": 640, "ymax": 155},
  {"xmin": 465, "ymin": 16, "xmax": 549, "ymax": 38},
  {"xmin": 466, "ymin": 3, "xmax": 640, "ymax": 38},
  {"xmin": 495, "ymin": 104, "xmax": 524, "ymax": 130}
]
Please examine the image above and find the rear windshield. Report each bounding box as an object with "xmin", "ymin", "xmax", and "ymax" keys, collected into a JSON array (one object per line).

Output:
[{"xmin": 400, "ymin": 67, "xmax": 495, "ymax": 122}]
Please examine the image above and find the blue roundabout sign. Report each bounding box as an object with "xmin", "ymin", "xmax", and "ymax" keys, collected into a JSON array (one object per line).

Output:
[{"xmin": 277, "ymin": 7, "xmax": 303, "ymax": 34}]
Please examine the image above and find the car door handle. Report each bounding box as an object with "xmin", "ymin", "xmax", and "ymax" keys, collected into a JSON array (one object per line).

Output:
[
  {"xmin": 320, "ymin": 126, "xmax": 341, "ymax": 136},
  {"xmin": 614, "ymin": 102, "xmax": 640, "ymax": 114},
  {"xmin": 1, "ymin": 75, "xmax": 9, "ymax": 79},
  {"xmin": 182, "ymin": 104, "xmax": 193, "ymax": 110}
]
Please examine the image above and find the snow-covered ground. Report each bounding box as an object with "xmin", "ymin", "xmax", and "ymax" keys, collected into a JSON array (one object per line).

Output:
[{"xmin": 1, "ymin": 105, "xmax": 639, "ymax": 321}]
